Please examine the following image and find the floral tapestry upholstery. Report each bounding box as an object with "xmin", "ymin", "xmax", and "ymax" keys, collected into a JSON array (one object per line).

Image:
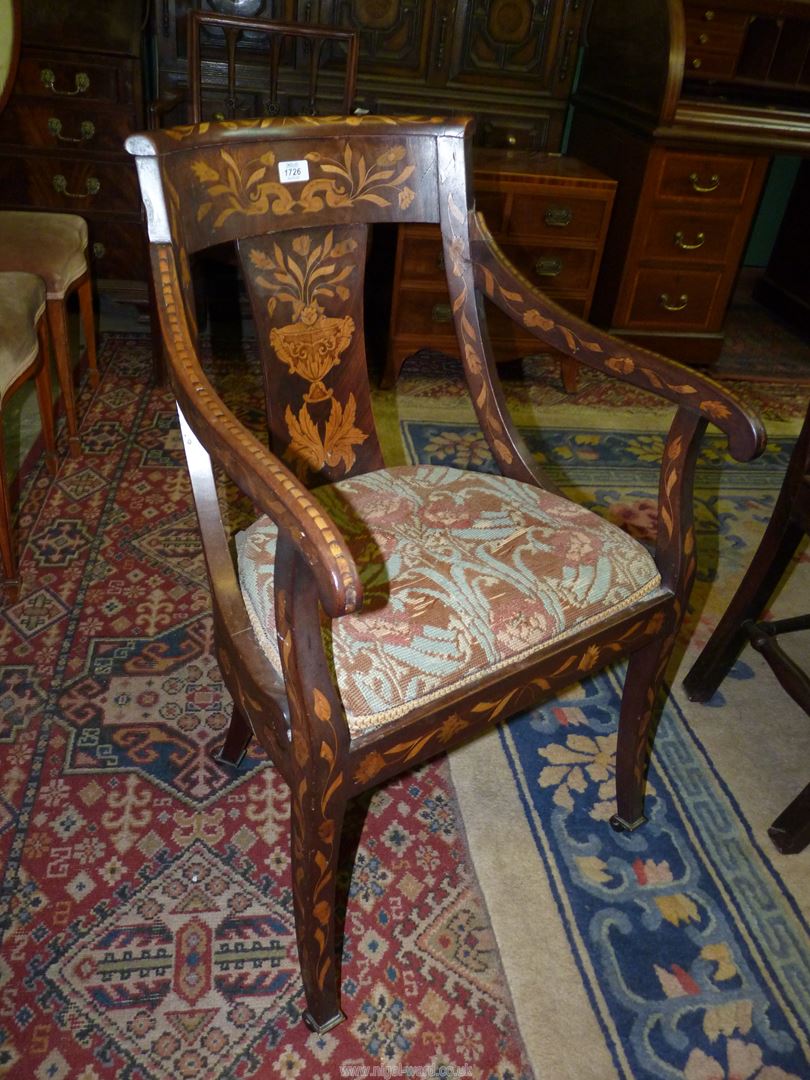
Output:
[{"xmin": 237, "ymin": 465, "xmax": 663, "ymax": 735}]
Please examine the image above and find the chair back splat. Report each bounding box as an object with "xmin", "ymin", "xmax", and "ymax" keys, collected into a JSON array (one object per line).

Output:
[{"xmin": 127, "ymin": 116, "xmax": 766, "ymax": 1035}]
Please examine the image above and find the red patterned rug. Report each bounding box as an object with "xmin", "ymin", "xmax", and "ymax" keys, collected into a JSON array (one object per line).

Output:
[{"xmin": 0, "ymin": 333, "xmax": 531, "ymax": 1079}]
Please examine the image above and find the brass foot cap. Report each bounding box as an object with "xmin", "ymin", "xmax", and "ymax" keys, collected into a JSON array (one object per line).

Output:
[
  {"xmin": 609, "ymin": 813, "xmax": 647, "ymax": 833},
  {"xmin": 302, "ymin": 1009, "xmax": 345, "ymax": 1034}
]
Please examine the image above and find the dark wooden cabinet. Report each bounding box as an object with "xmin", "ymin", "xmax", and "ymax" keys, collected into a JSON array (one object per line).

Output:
[
  {"xmin": 568, "ymin": 0, "xmax": 810, "ymax": 367},
  {"xmin": 0, "ymin": 1, "xmax": 590, "ymax": 301},
  {"xmin": 0, "ymin": 1, "xmax": 149, "ymax": 301},
  {"xmin": 152, "ymin": 0, "xmax": 588, "ymax": 152}
]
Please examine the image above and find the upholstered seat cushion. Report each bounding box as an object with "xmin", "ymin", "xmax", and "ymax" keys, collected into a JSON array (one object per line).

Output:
[
  {"xmin": 0, "ymin": 272, "xmax": 46, "ymax": 402},
  {"xmin": 238, "ymin": 465, "xmax": 664, "ymax": 736},
  {"xmin": 0, "ymin": 212, "xmax": 88, "ymax": 298}
]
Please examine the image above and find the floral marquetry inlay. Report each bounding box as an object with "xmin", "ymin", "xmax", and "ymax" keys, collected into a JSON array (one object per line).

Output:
[
  {"xmin": 248, "ymin": 230, "xmax": 368, "ymax": 477},
  {"xmin": 190, "ymin": 141, "xmax": 416, "ymax": 228}
]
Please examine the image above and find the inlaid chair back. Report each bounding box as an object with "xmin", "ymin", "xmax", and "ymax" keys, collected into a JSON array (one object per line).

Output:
[
  {"xmin": 127, "ymin": 117, "xmax": 766, "ymax": 1037},
  {"xmin": 187, "ymin": 11, "xmax": 359, "ymax": 123}
]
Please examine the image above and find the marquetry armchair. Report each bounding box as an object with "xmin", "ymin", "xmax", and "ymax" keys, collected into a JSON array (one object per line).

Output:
[{"xmin": 127, "ymin": 116, "xmax": 766, "ymax": 1034}]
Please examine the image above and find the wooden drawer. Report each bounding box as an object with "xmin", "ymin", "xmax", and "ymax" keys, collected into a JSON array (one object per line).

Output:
[
  {"xmin": 15, "ymin": 51, "xmax": 136, "ymax": 106},
  {"xmin": 0, "ymin": 100, "xmax": 137, "ymax": 153},
  {"xmin": 684, "ymin": 16, "xmax": 747, "ymax": 54},
  {"xmin": 398, "ymin": 227, "xmax": 446, "ymax": 285},
  {"xmin": 637, "ymin": 208, "xmax": 739, "ymax": 264},
  {"xmin": 398, "ymin": 227, "xmax": 597, "ymax": 295},
  {"xmin": 392, "ymin": 287, "xmax": 462, "ymax": 339},
  {"xmin": 683, "ymin": 6, "xmax": 749, "ymax": 33},
  {"xmin": 475, "ymin": 114, "xmax": 552, "ymax": 153},
  {"xmin": 88, "ymin": 219, "xmax": 148, "ymax": 281},
  {"xmin": 685, "ymin": 49, "xmax": 740, "ymax": 79},
  {"xmin": 506, "ymin": 192, "xmax": 611, "ymax": 242},
  {"xmin": 500, "ymin": 241, "xmax": 596, "ymax": 294},
  {"xmin": 623, "ymin": 268, "xmax": 724, "ymax": 331},
  {"xmin": 0, "ymin": 152, "xmax": 139, "ymax": 213},
  {"xmin": 390, "ymin": 287, "xmax": 587, "ymax": 358},
  {"xmin": 651, "ymin": 150, "xmax": 761, "ymax": 206}
]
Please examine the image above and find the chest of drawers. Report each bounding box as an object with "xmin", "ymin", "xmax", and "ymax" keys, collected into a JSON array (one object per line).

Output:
[
  {"xmin": 384, "ymin": 151, "xmax": 617, "ymax": 387},
  {"xmin": 568, "ymin": 0, "xmax": 810, "ymax": 368},
  {"xmin": 568, "ymin": 109, "xmax": 770, "ymax": 364},
  {"xmin": 611, "ymin": 147, "xmax": 769, "ymax": 334},
  {"xmin": 0, "ymin": 2, "xmax": 148, "ymax": 301}
]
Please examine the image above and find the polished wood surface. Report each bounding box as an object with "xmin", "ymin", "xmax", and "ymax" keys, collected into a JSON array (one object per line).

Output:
[
  {"xmin": 0, "ymin": 0, "xmax": 149, "ymax": 301},
  {"xmin": 570, "ymin": 0, "xmax": 810, "ymax": 367},
  {"xmin": 130, "ymin": 114, "xmax": 766, "ymax": 1035},
  {"xmin": 385, "ymin": 149, "xmax": 617, "ymax": 388},
  {"xmin": 152, "ymin": 0, "xmax": 589, "ymax": 152}
]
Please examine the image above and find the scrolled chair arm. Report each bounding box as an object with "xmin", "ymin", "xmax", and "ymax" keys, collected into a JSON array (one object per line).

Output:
[{"xmin": 470, "ymin": 213, "xmax": 766, "ymax": 465}]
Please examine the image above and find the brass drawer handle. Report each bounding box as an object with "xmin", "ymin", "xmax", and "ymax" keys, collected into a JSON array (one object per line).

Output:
[
  {"xmin": 544, "ymin": 206, "xmax": 573, "ymax": 228},
  {"xmin": 534, "ymin": 256, "xmax": 563, "ymax": 277},
  {"xmin": 53, "ymin": 174, "xmax": 101, "ymax": 198},
  {"xmin": 691, "ymin": 57, "xmax": 703, "ymax": 69},
  {"xmin": 674, "ymin": 230, "xmax": 706, "ymax": 250},
  {"xmin": 659, "ymin": 292, "xmax": 689, "ymax": 311},
  {"xmin": 698, "ymin": 32, "xmax": 709, "ymax": 43},
  {"xmin": 431, "ymin": 303, "xmax": 453, "ymax": 323},
  {"xmin": 41, "ymin": 68, "xmax": 90, "ymax": 95},
  {"xmin": 47, "ymin": 117, "xmax": 95, "ymax": 143},
  {"xmin": 703, "ymin": 9, "xmax": 715, "ymax": 19},
  {"xmin": 689, "ymin": 171, "xmax": 720, "ymax": 193},
  {"xmin": 92, "ymin": 242, "xmax": 106, "ymax": 259}
]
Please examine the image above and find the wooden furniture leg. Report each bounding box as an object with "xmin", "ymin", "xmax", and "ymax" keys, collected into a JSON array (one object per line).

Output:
[{"xmin": 46, "ymin": 297, "xmax": 81, "ymax": 458}]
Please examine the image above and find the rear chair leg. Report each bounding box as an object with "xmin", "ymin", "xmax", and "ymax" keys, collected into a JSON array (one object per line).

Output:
[{"xmin": 214, "ymin": 703, "xmax": 253, "ymax": 767}]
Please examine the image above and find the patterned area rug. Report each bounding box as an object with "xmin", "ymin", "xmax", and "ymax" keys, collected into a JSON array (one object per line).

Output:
[
  {"xmin": 0, "ymin": 335, "xmax": 531, "ymax": 1080},
  {"xmin": 2, "ymin": 331, "xmax": 808, "ymax": 1080}
]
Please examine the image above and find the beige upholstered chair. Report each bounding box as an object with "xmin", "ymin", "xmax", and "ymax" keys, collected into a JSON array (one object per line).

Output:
[
  {"xmin": 0, "ymin": 211, "xmax": 98, "ymax": 457},
  {"xmin": 0, "ymin": 271, "xmax": 57, "ymax": 600}
]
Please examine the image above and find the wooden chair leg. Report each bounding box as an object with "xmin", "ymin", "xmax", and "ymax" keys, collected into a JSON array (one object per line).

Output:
[
  {"xmin": 768, "ymin": 782, "xmax": 810, "ymax": 855},
  {"xmin": 34, "ymin": 321, "xmax": 58, "ymax": 476},
  {"xmin": 213, "ymin": 703, "xmax": 254, "ymax": 767},
  {"xmin": 561, "ymin": 357, "xmax": 579, "ymax": 394},
  {"xmin": 683, "ymin": 520, "xmax": 805, "ymax": 702},
  {"xmin": 612, "ymin": 633, "xmax": 673, "ymax": 831},
  {"xmin": 0, "ymin": 417, "xmax": 19, "ymax": 601},
  {"xmin": 77, "ymin": 275, "xmax": 99, "ymax": 389},
  {"xmin": 46, "ymin": 297, "xmax": 81, "ymax": 458},
  {"xmin": 291, "ymin": 783, "xmax": 347, "ymax": 1033}
]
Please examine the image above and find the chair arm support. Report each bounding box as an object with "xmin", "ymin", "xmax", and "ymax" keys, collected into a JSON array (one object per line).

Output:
[
  {"xmin": 470, "ymin": 213, "xmax": 766, "ymax": 464},
  {"xmin": 154, "ymin": 245, "xmax": 363, "ymax": 620}
]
